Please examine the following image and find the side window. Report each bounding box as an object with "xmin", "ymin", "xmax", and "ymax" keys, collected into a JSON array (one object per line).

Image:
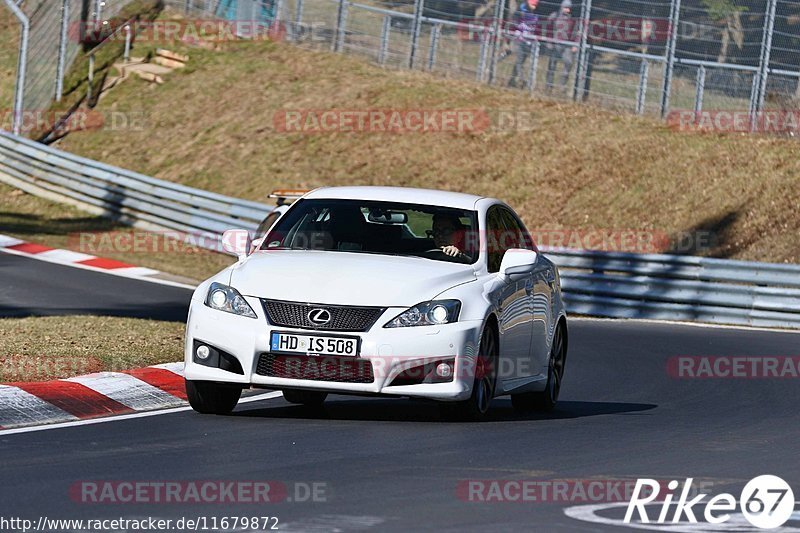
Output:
[
  {"xmin": 255, "ymin": 211, "xmax": 281, "ymax": 240},
  {"xmin": 500, "ymin": 208, "xmax": 536, "ymax": 251},
  {"xmin": 486, "ymin": 206, "xmax": 506, "ymax": 273}
]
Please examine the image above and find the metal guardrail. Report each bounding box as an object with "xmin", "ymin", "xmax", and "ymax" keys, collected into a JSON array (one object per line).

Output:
[
  {"xmin": 543, "ymin": 248, "xmax": 800, "ymax": 329},
  {"xmin": 1, "ymin": 128, "xmax": 799, "ymax": 329},
  {"xmin": 0, "ymin": 130, "xmax": 268, "ymax": 247}
]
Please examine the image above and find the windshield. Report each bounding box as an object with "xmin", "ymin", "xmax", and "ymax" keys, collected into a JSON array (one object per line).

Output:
[{"xmin": 261, "ymin": 199, "xmax": 479, "ymax": 264}]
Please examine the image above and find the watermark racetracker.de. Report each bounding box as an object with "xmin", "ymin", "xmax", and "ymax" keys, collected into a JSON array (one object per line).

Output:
[
  {"xmin": 0, "ymin": 110, "xmax": 148, "ymax": 136},
  {"xmin": 69, "ymin": 480, "xmax": 327, "ymax": 504},
  {"xmin": 667, "ymin": 356, "xmax": 800, "ymax": 379}
]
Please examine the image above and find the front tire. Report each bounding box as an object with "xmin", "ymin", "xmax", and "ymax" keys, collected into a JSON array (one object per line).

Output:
[
  {"xmin": 511, "ymin": 322, "xmax": 566, "ymax": 412},
  {"xmin": 282, "ymin": 389, "xmax": 328, "ymax": 406},
  {"xmin": 186, "ymin": 380, "xmax": 242, "ymax": 414},
  {"xmin": 442, "ymin": 324, "xmax": 498, "ymax": 421}
]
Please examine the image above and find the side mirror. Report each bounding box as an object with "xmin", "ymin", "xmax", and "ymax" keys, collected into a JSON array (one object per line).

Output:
[
  {"xmin": 250, "ymin": 236, "xmax": 265, "ymax": 254},
  {"xmin": 499, "ymin": 249, "xmax": 538, "ymax": 279},
  {"xmin": 221, "ymin": 229, "xmax": 253, "ymax": 261}
]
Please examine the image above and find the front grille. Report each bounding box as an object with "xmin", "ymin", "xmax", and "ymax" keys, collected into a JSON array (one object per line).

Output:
[
  {"xmin": 261, "ymin": 299, "xmax": 385, "ymax": 332},
  {"xmin": 256, "ymin": 354, "xmax": 374, "ymax": 383}
]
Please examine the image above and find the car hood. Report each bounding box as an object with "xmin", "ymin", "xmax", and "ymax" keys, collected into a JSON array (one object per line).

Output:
[{"xmin": 230, "ymin": 250, "xmax": 477, "ymax": 307}]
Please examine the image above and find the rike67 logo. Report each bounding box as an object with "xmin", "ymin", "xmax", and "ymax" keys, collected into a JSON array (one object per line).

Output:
[{"xmin": 625, "ymin": 475, "xmax": 795, "ymax": 529}]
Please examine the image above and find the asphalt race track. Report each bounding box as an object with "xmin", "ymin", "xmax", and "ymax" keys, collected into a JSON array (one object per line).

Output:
[
  {"xmin": 0, "ymin": 253, "xmax": 191, "ymax": 320},
  {"xmin": 2, "ymin": 252, "xmax": 800, "ymax": 533}
]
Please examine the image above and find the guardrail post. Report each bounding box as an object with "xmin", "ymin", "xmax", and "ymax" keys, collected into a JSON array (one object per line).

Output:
[
  {"xmin": 635, "ymin": 59, "xmax": 649, "ymax": 115},
  {"xmin": 693, "ymin": 65, "xmax": 705, "ymax": 116},
  {"xmin": 378, "ymin": 15, "xmax": 391, "ymax": 65},
  {"xmin": 659, "ymin": 0, "xmax": 681, "ymax": 118},
  {"xmin": 527, "ymin": 40, "xmax": 540, "ymax": 92},
  {"xmin": 427, "ymin": 23, "xmax": 441, "ymax": 71},
  {"xmin": 56, "ymin": 0, "xmax": 70, "ymax": 102},
  {"xmin": 3, "ymin": 0, "xmax": 28, "ymax": 135},
  {"xmin": 408, "ymin": 0, "xmax": 424, "ymax": 69},
  {"xmin": 332, "ymin": 0, "xmax": 349, "ymax": 52},
  {"xmin": 572, "ymin": 0, "xmax": 592, "ymax": 101},
  {"xmin": 487, "ymin": 0, "xmax": 507, "ymax": 84},
  {"xmin": 752, "ymin": 0, "xmax": 777, "ymax": 132}
]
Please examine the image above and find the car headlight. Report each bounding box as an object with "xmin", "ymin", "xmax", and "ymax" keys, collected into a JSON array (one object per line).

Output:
[
  {"xmin": 204, "ymin": 282, "xmax": 257, "ymax": 318},
  {"xmin": 384, "ymin": 300, "xmax": 461, "ymax": 328}
]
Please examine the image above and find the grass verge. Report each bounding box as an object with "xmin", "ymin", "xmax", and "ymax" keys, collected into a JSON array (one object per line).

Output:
[
  {"xmin": 0, "ymin": 7, "xmax": 20, "ymax": 112},
  {"xmin": 0, "ymin": 316, "xmax": 184, "ymax": 382},
  {"xmin": 0, "ymin": 182, "xmax": 233, "ymax": 281}
]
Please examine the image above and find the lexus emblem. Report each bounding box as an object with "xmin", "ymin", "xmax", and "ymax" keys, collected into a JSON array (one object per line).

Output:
[{"xmin": 307, "ymin": 308, "xmax": 332, "ymax": 326}]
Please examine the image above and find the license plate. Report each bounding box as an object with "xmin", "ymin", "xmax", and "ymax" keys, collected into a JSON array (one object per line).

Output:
[{"xmin": 270, "ymin": 331, "xmax": 359, "ymax": 357}]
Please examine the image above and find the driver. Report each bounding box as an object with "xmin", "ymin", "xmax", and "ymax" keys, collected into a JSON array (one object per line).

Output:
[{"xmin": 432, "ymin": 214, "xmax": 469, "ymax": 259}]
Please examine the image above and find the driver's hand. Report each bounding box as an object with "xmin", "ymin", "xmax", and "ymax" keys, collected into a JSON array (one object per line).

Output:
[{"xmin": 441, "ymin": 245, "xmax": 461, "ymax": 257}]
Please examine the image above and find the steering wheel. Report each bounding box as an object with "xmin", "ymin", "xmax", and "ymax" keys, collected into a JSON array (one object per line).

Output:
[
  {"xmin": 421, "ymin": 248, "xmax": 469, "ymax": 263},
  {"xmin": 422, "ymin": 247, "xmax": 449, "ymax": 257}
]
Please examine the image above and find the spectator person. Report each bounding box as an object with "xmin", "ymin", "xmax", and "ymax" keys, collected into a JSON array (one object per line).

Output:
[
  {"xmin": 507, "ymin": 0, "xmax": 541, "ymax": 89},
  {"xmin": 545, "ymin": 0, "xmax": 578, "ymax": 94}
]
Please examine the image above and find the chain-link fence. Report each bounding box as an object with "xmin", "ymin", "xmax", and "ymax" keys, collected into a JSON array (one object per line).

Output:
[
  {"xmin": 4, "ymin": 0, "xmax": 799, "ymax": 135},
  {"xmin": 197, "ymin": 0, "xmax": 800, "ymax": 134},
  {"xmin": 2, "ymin": 0, "xmax": 139, "ymax": 134}
]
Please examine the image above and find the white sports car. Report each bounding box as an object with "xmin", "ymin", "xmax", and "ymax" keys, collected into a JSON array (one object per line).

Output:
[{"xmin": 185, "ymin": 186, "xmax": 568, "ymax": 420}]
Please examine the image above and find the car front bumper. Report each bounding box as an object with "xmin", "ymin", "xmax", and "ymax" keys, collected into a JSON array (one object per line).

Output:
[{"xmin": 184, "ymin": 296, "xmax": 484, "ymax": 401}]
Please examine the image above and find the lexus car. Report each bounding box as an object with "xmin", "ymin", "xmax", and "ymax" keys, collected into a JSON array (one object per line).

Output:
[{"xmin": 184, "ymin": 186, "xmax": 567, "ymax": 420}]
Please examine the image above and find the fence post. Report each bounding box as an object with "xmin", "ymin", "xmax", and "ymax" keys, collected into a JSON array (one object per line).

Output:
[
  {"xmin": 94, "ymin": 0, "xmax": 103, "ymax": 24},
  {"xmin": 636, "ymin": 59, "xmax": 649, "ymax": 115},
  {"xmin": 427, "ymin": 23, "xmax": 441, "ymax": 71},
  {"xmin": 659, "ymin": 0, "xmax": 681, "ymax": 118},
  {"xmin": 379, "ymin": 15, "xmax": 391, "ymax": 65},
  {"xmin": 572, "ymin": 0, "xmax": 592, "ymax": 101},
  {"xmin": 123, "ymin": 24, "xmax": 132, "ymax": 62},
  {"xmin": 527, "ymin": 40, "xmax": 540, "ymax": 92},
  {"xmin": 3, "ymin": 0, "xmax": 28, "ymax": 136},
  {"xmin": 487, "ymin": 0, "xmax": 507, "ymax": 84},
  {"xmin": 693, "ymin": 65, "xmax": 705, "ymax": 117},
  {"xmin": 752, "ymin": 0, "xmax": 777, "ymax": 132},
  {"xmin": 87, "ymin": 53, "xmax": 95, "ymax": 104},
  {"xmin": 477, "ymin": 30, "xmax": 489, "ymax": 81},
  {"xmin": 56, "ymin": 0, "xmax": 70, "ymax": 102},
  {"xmin": 332, "ymin": 0, "xmax": 348, "ymax": 52},
  {"xmin": 408, "ymin": 0, "xmax": 424, "ymax": 69},
  {"xmin": 748, "ymin": 74, "xmax": 759, "ymax": 118},
  {"xmin": 294, "ymin": 0, "xmax": 304, "ymax": 38}
]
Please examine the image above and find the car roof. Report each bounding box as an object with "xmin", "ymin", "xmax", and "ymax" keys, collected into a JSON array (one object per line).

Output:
[{"xmin": 303, "ymin": 186, "xmax": 486, "ymax": 210}]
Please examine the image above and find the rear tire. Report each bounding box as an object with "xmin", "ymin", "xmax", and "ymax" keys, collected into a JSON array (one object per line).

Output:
[
  {"xmin": 282, "ymin": 389, "xmax": 328, "ymax": 406},
  {"xmin": 511, "ymin": 323, "xmax": 566, "ymax": 413},
  {"xmin": 441, "ymin": 324, "xmax": 498, "ymax": 421},
  {"xmin": 186, "ymin": 380, "xmax": 242, "ymax": 414}
]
